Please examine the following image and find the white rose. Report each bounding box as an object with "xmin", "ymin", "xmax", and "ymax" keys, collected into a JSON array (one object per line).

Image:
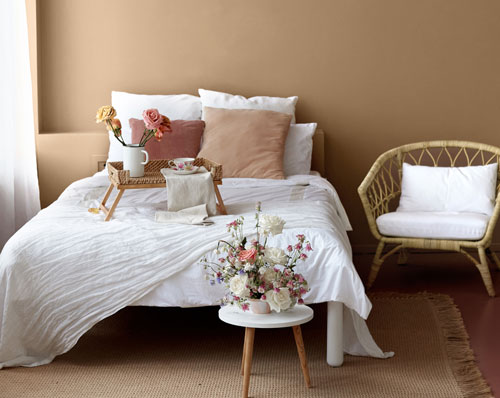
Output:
[
  {"xmin": 264, "ymin": 247, "xmax": 287, "ymax": 265},
  {"xmin": 265, "ymin": 288, "xmax": 292, "ymax": 312},
  {"xmin": 244, "ymin": 263, "xmax": 254, "ymax": 272},
  {"xmin": 259, "ymin": 266, "xmax": 277, "ymax": 283},
  {"xmin": 259, "ymin": 214, "xmax": 286, "ymax": 236},
  {"xmin": 229, "ymin": 274, "xmax": 250, "ymax": 298}
]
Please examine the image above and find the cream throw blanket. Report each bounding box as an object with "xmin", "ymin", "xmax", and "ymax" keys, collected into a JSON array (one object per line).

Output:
[
  {"xmin": 155, "ymin": 204, "xmax": 213, "ymax": 225},
  {"xmin": 157, "ymin": 167, "xmax": 217, "ymax": 224}
]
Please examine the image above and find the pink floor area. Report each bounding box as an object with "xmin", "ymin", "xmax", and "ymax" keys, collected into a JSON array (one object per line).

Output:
[{"xmin": 354, "ymin": 251, "xmax": 500, "ymax": 397}]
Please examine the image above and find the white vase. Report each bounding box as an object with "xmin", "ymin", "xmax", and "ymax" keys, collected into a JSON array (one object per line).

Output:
[
  {"xmin": 249, "ymin": 299, "xmax": 271, "ymax": 314},
  {"xmin": 123, "ymin": 145, "xmax": 149, "ymax": 177}
]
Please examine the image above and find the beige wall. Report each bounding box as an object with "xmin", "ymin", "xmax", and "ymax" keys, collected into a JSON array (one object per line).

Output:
[{"xmin": 31, "ymin": 0, "xmax": 500, "ymax": 249}]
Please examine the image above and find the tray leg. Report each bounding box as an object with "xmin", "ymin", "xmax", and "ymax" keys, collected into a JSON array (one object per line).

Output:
[
  {"xmin": 214, "ymin": 185, "xmax": 227, "ymax": 215},
  {"xmin": 100, "ymin": 184, "xmax": 114, "ymax": 209},
  {"xmin": 104, "ymin": 188, "xmax": 125, "ymax": 222}
]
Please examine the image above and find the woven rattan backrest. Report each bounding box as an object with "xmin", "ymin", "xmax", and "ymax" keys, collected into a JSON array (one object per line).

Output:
[{"xmin": 362, "ymin": 141, "xmax": 500, "ymax": 220}]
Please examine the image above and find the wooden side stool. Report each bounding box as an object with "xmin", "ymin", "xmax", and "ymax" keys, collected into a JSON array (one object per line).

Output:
[{"xmin": 218, "ymin": 305, "xmax": 314, "ymax": 398}]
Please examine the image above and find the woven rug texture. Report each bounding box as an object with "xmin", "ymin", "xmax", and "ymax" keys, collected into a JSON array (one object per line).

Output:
[{"xmin": 0, "ymin": 293, "xmax": 492, "ymax": 398}]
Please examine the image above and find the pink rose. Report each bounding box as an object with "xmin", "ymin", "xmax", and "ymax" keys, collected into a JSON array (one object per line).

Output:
[
  {"xmin": 142, "ymin": 108, "xmax": 162, "ymax": 130},
  {"xmin": 239, "ymin": 248, "xmax": 257, "ymax": 264}
]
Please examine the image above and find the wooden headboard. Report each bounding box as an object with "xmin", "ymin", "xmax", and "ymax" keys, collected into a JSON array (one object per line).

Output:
[{"xmin": 311, "ymin": 128, "xmax": 325, "ymax": 176}]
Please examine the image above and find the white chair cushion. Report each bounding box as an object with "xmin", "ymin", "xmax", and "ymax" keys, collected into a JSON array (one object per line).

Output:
[
  {"xmin": 397, "ymin": 163, "xmax": 497, "ymax": 216},
  {"xmin": 376, "ymin": 211, "xmax": 490, "ymax": 240}
]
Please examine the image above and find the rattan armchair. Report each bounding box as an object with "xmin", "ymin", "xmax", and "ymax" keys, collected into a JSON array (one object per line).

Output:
[{"xmin": 358, "ymin": 141, "xmax": 500, "ymax": 297}]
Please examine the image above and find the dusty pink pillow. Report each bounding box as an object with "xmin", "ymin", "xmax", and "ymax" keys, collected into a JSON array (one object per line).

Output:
[
  {"xmin": 130, "ymin": 119, "xmax": 205, "ymax": 159},
  {"xmin": 197, "ymin": 107, "xmax": 292, "ymax": 179}
]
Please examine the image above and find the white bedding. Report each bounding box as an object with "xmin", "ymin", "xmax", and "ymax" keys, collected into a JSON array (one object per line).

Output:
[{"xmin": 0, "ymin": 173, "xmax": 389, "ymax": 368}]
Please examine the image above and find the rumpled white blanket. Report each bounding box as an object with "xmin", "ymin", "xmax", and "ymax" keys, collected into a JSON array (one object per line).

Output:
[{"xmin": 0, "ymin": 173, "xmax": 392, "ymax": 368}]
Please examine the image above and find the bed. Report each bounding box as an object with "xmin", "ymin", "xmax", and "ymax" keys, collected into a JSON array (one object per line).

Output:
[{"xmin": 0, "ymin": 127, "xmax": 392, "ymax": 369}]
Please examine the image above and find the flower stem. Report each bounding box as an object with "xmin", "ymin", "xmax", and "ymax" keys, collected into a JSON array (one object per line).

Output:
[
  {"xmin": 140, "ymin": 129, "xmax": 156, "ymax": 146},
  {"xmin": 106, "ymin": 119, "xmax": 126, "ymax": 146}
]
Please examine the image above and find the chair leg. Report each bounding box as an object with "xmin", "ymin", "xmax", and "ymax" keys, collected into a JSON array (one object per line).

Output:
[
  {"xmin": 397, "ymin": 248, "xmax": 409, "ymax": 266},
  {"xmin": 477, "ymin": 248, "xmax": 496, "ymax": 297},
  {"xmin": 486, "ymin": 248, "xmax": 500, "ymax": 271},
  {"xmin": 366, "ymin": 241, "xmax": 385, "ymax": 289}
]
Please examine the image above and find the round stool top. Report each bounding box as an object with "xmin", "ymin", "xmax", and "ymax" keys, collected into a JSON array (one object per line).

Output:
[{"xmin": 219, "ymin": 304, "xmax": 314, "ymax": 329}]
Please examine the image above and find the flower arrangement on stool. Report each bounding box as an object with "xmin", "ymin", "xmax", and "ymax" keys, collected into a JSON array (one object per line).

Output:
[{"xmin": 201, "ymin": 203, "xmax": 311, "ymax": 313}]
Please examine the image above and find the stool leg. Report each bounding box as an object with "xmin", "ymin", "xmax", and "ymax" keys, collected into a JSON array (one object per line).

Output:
[
  {"xmin": 292, "ymin": 325, "xmax": 311, "ymax": 388},
  {"xmin": 242, "ymin": 327, "xmax": 255, "ymax": 398},
  {"xmin": 241, "ymin": 328, "xmax": 247, "ymax": 376}
]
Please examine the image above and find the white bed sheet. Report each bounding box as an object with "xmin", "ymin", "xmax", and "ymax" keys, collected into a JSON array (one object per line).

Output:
[{"xmin": 0, "ymin": 173, "xmax": 388, "ymax": 368}]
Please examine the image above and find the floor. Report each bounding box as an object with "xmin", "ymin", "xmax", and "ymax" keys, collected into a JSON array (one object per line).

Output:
[{"xmin": 353, "ymin": 251, "xmax": 500, "ymax": 397}]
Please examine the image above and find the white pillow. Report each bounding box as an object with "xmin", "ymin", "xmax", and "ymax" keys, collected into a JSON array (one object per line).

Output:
[
  {"xmin": 283, "ymin": 123, "xmax": 317, "ymax": 176},
  {"xmin": 397, "ymin": 163, "xmax": 497, "ymax": 216},
  {"xmin": 198, "ymin": 88, "xmax": 298, "ymax": 123},
  {"xmin": 108, "ymin": 91, "xmax": 202, "ymax": 161}
]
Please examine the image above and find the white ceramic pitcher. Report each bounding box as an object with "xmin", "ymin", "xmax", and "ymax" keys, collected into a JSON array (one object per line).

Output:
[{"xmin": 123, "ymin": 145, "xmax": 149, "ymax": 177}]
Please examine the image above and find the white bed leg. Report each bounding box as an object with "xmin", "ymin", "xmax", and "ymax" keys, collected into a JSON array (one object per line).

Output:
[{"xmin": 326, "ymin": 301, "xmax": 344, "ymax": 367}]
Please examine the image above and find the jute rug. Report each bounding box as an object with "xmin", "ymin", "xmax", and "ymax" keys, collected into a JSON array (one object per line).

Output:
[{"xmin": 1, "ymin": 293, "xmax": 492, "ymax": 398}]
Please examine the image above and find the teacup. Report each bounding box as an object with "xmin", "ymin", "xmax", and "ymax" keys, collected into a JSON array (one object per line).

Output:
[{"xmin": 168, "ymin": 157, "xmax": 195, "ymax": 171}]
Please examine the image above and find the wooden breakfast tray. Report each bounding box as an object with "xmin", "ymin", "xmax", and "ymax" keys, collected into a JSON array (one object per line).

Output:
[{"xmin": 99, "ymin": 158, "xmax": 226, "ymax": 221}]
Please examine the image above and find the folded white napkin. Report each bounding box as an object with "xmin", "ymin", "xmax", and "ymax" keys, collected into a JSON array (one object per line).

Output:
[
  {"xmin": 160, "ymin": 166, "xmax": 217, "ymax": 216},
  {"xmin": 155, "ymin": 204, "xmax": 214, "ymax": 225}
]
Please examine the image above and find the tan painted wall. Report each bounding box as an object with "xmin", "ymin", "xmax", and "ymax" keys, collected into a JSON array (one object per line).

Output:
[{"xmin": 32, "ymin": 0, "xmax": 500, "ymax": 249}]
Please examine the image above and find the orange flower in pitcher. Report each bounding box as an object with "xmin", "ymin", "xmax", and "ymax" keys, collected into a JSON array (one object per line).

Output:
[
  {"xmin": 158, "ymin": 115, "xmax": 172, "ymax": 134},
  {"xmin": 111, "ymin": 118, "xmax": 121, "ymax": 130},
  {"xmin": 154, "ymin": 130, "xmax": 163, "ymax": 141}
]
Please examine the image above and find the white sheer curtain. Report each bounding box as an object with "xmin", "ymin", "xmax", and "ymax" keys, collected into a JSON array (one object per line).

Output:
[{"xmin": 0, "ymin": 0, "xmax": 40, "ymax": 251}]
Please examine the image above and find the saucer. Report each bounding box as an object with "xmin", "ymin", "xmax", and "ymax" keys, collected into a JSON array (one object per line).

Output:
[{"xmin": 171, "ymin": 166, "xmax": 199, "ymax": 175}]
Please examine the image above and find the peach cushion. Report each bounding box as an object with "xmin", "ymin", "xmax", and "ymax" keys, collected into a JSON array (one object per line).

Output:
[
  {"xmin": 197, "ymin": 107, "xmax": 292, "ymax": 179},
  {"xmin": 130, "ymin": 119, "xmax": 205, "ymax": 159}
]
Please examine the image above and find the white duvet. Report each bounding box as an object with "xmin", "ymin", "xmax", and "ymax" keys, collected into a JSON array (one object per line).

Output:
[{"xmin": 0, "ymin": 173, "xmax": 389, "ymax": 368}]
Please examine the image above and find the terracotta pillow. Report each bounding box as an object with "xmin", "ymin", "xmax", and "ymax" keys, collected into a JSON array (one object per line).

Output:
[
  {"xmin": 197, "ymin": 107, "xmax": 292, "ymax": 179},
  {"xmin": 130, "ymin": 119, "xmax": 205, "ymax": 159}
]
